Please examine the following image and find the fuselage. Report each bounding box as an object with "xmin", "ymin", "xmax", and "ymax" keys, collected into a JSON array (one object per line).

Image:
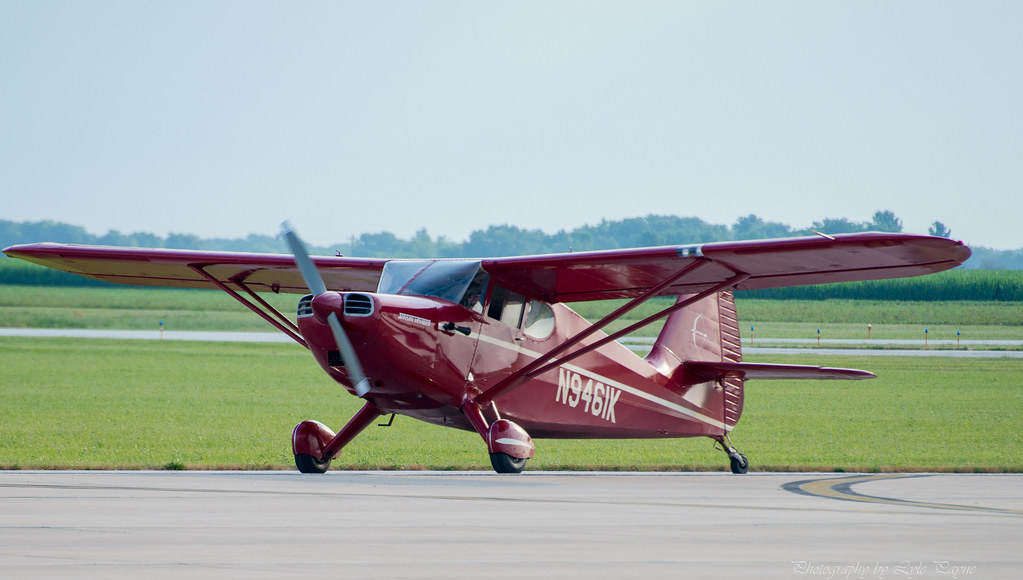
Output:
[{"xmin": 297, "ymin": 288, "xmax": 732, "ymax": 440}]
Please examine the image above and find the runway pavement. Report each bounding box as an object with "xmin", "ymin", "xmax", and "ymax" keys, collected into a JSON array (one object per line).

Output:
[{"xmin": 1, "ymin": 471, "xmax": 1019, "ymax": 578}]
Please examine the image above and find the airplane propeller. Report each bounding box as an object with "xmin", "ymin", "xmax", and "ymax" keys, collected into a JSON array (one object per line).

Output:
[{"xmin": 281, "ymin": 222, "xmax": 371, "ymax": 397}]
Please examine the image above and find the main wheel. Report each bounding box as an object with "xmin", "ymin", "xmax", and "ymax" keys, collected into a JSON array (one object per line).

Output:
[
  {"xmin": 729, "ymin": 453, "xmax": 749, "ymax": 474},
  {"xmin": 490, "ymin": 452, "xmax": 527, "ymax": 474},
  {"xmin": 295, "ymin": 453, "xmax": 331, "ymax": 474}
]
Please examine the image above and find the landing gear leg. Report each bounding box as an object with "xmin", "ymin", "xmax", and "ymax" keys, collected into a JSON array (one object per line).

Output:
[
  {"xmin": 715, "ymin": 435, "xmax": 749, "ymax": 474},
  {"xmin": 292, "ymin": 401, "xmax": 383, "ymax": 473}
]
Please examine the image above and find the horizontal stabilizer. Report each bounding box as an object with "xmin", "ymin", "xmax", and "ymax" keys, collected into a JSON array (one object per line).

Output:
[{"xmin": 684, "ymin": 360, "xmax": 875, "ymax": 381}]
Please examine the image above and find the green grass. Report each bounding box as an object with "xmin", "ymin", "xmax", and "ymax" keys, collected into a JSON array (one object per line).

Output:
[
  {"xmin": 737, "ymin": 355, "xmax": 1023, "ymax": 471},
  {"xmin": 2, "ymin": 286, "xmax": 1021, "ymax": 345},
  {"xmin": 582, "ymin": 299, "xmax": 1023, "ymax": 343},
  {"xmin": 1, "ymin": 337, "xmax": 1020, "ymax": 471},
  {"xmin": 0, "ymin": 339, "xmax": 314, "ymax": 468},
  {"xmin": 0, "ymin": 285, "xmax": 298, "ymax": 331},
  {"xmin": 1, "ymin": 283, "xmax": 1021, "ymax": 470}
]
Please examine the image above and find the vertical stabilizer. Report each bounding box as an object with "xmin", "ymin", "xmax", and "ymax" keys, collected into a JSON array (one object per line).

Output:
[{"xmin": 646, "ymin": 292, "xmax": 744, "ymax": 429}]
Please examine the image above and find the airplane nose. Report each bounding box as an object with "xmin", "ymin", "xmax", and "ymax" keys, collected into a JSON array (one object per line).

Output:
[{"xmin": 310, "ymin": 292, "xmax": 344, "ymax": 324}]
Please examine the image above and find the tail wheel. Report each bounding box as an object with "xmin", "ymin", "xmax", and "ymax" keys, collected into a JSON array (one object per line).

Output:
[
  {"xmin": 295, "ymin": 454, "xmax": 331, "ymax": 474},
  {"xmin": 729, "ymin": 453, "xmax": 749, "ymax": 474},
  {"xmin": 490, "ymin": 452, "xmax": 527, "ymax": 474}
]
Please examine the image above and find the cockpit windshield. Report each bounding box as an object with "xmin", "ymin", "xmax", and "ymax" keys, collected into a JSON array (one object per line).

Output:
[{"xmin": 377, "ymin": 260, "xmax": 488, "ymax": 308}]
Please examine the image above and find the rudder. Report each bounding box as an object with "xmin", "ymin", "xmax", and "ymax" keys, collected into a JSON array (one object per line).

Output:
[{"xmin": 645, "ymin": 291, "xmax": 744, "ymax": 429}]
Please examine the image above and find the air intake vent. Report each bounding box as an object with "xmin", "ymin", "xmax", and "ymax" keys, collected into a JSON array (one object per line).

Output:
[
  {"xmin": 344, "ymin": 294, "xmax": 374, "ymax": 317},
  {"xmin": 297, "ymin": 295, "xmax": 314, "ymax": 317}
]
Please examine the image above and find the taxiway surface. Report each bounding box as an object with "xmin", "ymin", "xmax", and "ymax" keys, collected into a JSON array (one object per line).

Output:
[
  {"xmin": 1, "ymin": 471, "xmax": 1019, "ymax": 578},
  {"xmin": 3, "ymin": 328, "xmax": 1019, "ymax": 357}
]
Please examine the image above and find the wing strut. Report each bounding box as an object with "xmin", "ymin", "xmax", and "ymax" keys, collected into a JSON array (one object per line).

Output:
[
  {"xmin": 476, "ymin": 260, "xmax": 748, "ymax": 405},
  {"xmin": 190, "ymin": 265, "xmax": 308, "ymax": 348},
  {"xmin": 522, "ymin": 272, "xmax": 750, "ymax": 381}
]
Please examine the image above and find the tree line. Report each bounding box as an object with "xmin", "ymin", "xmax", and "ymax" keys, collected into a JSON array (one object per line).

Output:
[{"xmin": 2, "ymin": 212, "xmax": 1020, "ymax": 269}]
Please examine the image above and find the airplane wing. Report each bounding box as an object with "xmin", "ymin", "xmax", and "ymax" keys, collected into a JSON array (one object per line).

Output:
[
  {"xmin": 4, "ymin": 232, "xmax": 969, "ymax": 302},
  {"xmin": 2, "ymin": 243, "xmax": 387, "ymax": 294},
  {"xmin": 482, "ymin": 232, "xmax": 971, "ymax": 302}
]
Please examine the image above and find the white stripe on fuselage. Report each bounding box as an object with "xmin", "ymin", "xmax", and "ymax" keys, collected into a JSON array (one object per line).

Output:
[{"xmin": 472, "ymin": 332, "xmax": 727, "ymax": 430}]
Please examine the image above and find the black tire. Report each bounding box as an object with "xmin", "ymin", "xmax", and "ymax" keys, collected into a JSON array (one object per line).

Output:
[
  {"xmin": 295, "ymin": 454, "xmax": 331, "ymax": 474},
  {"xmin": 729, "ymin": 453, "xmax": 749, "ymax": 475},
  {"xmin": 490, "ymin": 452, "xmax": 527, "ymax": 474}
]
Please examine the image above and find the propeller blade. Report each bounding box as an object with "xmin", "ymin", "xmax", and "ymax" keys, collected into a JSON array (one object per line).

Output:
[
  {"xmin": 282, "ymin": 222, "xmax": 371, "ymax": 397},
  {"xmin": 281, "ymin": 221, "xmax": 327, "ymax": 296},
  {"xmin": 326, "ymin": 312, "xmax": 370, "ymax": 396}
]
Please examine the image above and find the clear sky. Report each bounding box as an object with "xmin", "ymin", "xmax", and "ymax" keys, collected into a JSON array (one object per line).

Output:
[{"xmin": 2, "ymin": 2, "xmax": 1021, "ymax": 249}]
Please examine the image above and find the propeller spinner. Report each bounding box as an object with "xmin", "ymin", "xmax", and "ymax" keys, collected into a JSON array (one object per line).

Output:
[{"xmin": 281, "ymin": 223, "xmax": 371, "ymax": 397}]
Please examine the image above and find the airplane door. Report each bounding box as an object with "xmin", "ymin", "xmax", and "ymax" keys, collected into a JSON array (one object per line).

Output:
[
  {"xmin": 469, "ymin": 285, "xmax": 526, "ymax": 392},
  {"xmin": 432, "ymin": 269, "xmax": 488, "ymax": 391},
  {"xmin": 434, "ymin": 314, "xmax": 483, "ymax": 389}
]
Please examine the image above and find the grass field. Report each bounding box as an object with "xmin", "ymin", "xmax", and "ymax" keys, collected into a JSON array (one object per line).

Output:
[
  {"xmin": 1, "ymin": 337, "xmax": 1020, "ymax": 472},
  {"xmin": 2, "ymin": 285, "xmax": 1021, "ymax": 344},
  {"xmin": 1, "ymin": 283, "xmax": 1021, "ymax": 471},
  {"xmin": 0, "ymin": 285, "xmax": 294, "ymax": 332}
]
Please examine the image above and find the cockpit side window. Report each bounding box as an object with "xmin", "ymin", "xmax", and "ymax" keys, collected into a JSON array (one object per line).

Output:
[
  {"xmin": 487, "ymin": 285, "xmax": 508, "ymax": 320},
  {"xmin": 486, "ymin": 285, "xmax": 525, "ymax": 328},
  {"xmin": 459, "ymin": 269, "xmax": 489, "ymax": 313},
  {"xmin": 502, "ymin": 292, "xmax": 525, "ymax": 328},
  {"xmin": 523, "ymin": 300, "xmax": 555, "ymax": 339}
]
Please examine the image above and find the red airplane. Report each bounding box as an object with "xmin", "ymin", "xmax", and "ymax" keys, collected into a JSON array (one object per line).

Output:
[{"xmin": 4, "ymin": 230, "xmax": 970, "ymax": 474}]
